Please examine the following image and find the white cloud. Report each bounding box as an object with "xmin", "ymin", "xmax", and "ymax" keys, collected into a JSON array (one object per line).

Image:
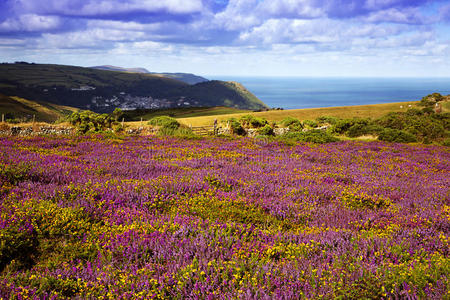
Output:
[
  {"xmin": 40, "ymin": 28, "xmax": 146, "ymax": 49},
  {"xmin": 365, "ymin": 7, "xmax": 428, "ymax": 24},
  {"xmin": 0, "ymin": 14, "xmax": 61, "ymax": 32},
  {"xmin": 238, "ymin": 18, "xmax": 410, "ymax": 47},
  {"xmin": 16, "ymin": 0, "xmax": 204, "ymax": 16},
  {"xmin": 258, "ymin": 0, "xmax": 323, "ymax": 18},
  {"xmin": 213, "ymin": 0, "xmax": 262, "ymax": 30}
]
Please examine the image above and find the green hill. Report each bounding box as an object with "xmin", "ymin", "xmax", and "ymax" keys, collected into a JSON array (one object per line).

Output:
[
  {"xmin": 0, "ymin": 63, "xmax": 268, "ymax": 113},
  {"xmin": 0, "ymin": 94, "xmax": 78, "ymax": 122},
  {"xmin": 90, "ymin": 65, "xmax": 208, "ymax": 84},
  {"xmin": 90, "ymin": 65, "xmax": 151, "ymax": 74}
]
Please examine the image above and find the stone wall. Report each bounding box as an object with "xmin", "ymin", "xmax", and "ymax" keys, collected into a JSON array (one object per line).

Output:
[
  {"xmin": 217, "ymin": 126, "xmax": 290, "ymax": 137},
  {"xmin": 0, "ymin": 125, "xmax": 75, "ymax": 136}
]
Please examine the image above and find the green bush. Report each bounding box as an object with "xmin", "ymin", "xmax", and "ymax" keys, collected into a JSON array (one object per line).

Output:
[
  {"xmin": 421, "ymin": 107, "xmax": 434, "ymax": 115},
  {"xmin": 0, "ymin": 163, "xmax": 32, "ymax": 186},
  {"xmin": 112, "ymin": 108, "xmax": 123, "ymax": 122},
  {"xmin": 257, "ymin": 124, "xmax": 274, "ymax": 136},
  {"xmin": 157, "ymin": 126, "xmax": 194, "ymax": 137},
  {"xmin": 302, "ymin": 119, "xmax": 318, "ymax": 129},
  {"xmin": 281, "ymin": 117, "xmax": 303, "ymax": 131},
  {"xmin": 281, "ymin": 130, "xmax": 339, "ymax": 144},
  {"xmin": 376, "ymin": 111, "xmax": 448, "ymax": 142},
  {"xmin": 69, "ymin": 111, "xmax": 115, "ymax": 134},
  {"xmin": 406, "ymin": 108, "xmax": 423, "ymax": 116},
  {"xmin": 347, "ymin": 123, "xmax": 383, "ymax": 138},
  {"xmin": 0, "ymin": 224, "xmax": 38, "ymax": 272},
  {"xmin": 419, "ymin": 93, "xmax": 443, "ymax": 107},
  {"xmin": 332, "ymin": 118, "xmax": 370, "ymax": 135},
  {"xmin": 316, "ymin": 116, "xmax": 339, "ymax": 126},
  {"xmin": 226, "ymin": 118, "xmax": 246, "ymax": 136},
  {"xmin": 347, "ymin": 123, "xmax": 368, "ymax": 137},
  {"xmin": 378, "ymin": 128, "xmax": 417, "ymax": 143},
  {"xmin": 147, "ymin": 116, "xmax": 180, "ymax": 130},
  {"xmin": 376, "ymin": 112, "xmax": 406, "ymax": 130},
  {"xmin": 239, "ymin": 115, "xmax": 268, "ymax": 128}
]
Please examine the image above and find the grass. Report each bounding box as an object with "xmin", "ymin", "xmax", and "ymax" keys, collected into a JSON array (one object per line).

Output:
[
  {"xmin": 441, "ymin": 100, "xmax": 450, "ymax": 112},
  {"xmin": 0, "ymin": 94, "xmax": 78, "ymax": 122},
  {"xmin": 125, "ymin": 106, "xmax": 250, "ymax": 121},
  {"xmin": 175, "ymin": 101, "xmax": 421, "ymax": 127}
]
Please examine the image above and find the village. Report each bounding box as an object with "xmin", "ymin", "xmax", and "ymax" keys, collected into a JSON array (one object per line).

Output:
[{"xmin": 87, "ymin": 94, "xmax": 199, "ymax": 111}]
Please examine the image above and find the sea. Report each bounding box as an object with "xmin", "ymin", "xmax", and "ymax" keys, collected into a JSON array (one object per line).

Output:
[{"xmin": 208, "ymin": 76, "xmax": 450, "ymax": 109}]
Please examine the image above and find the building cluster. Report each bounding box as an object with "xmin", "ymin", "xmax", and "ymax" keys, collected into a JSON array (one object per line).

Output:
[{"xmin": 87, "ymin": 94, "xmax": 199, "ymax": 111}]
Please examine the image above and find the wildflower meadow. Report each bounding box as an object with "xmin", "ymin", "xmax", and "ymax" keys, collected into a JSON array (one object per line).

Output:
[{"xmin": 0, "ymin": 135, "xmax": 449, "ymax": 299}]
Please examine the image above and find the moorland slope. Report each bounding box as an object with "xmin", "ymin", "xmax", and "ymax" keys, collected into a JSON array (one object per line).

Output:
[{"xmin": 0, "ymin": 63, "xmax": 267, "ymax": 113}]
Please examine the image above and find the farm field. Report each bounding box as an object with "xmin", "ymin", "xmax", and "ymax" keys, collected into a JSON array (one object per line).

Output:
[
  {"xmin": 123, "ymin": 106, "xmax": 250, "ymax": 122},
  {"xmin": 0, "ymin": 135, "xmax": 449, "ymax": 298},
  {"xmin": 175, "ymin": 101, "xmax": 421, "ymax": 127},
  {"xmin": 0, "ymin": 94, "xmax": 78, "ymax": 123}
]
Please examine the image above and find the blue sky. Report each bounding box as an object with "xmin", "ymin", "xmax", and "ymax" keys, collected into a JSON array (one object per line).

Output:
[{"xmin": 1, "ymin": 0, "xmax": 450, "ymax": 77}]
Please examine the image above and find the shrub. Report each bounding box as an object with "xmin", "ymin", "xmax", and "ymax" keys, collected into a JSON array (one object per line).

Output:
[
  {"xmin": 376, "ymin": 111, "xmax": 448, "ymax": 142},
  {"xmin": 419, "ymin": 93, "xmax": 443, "ymax": 107},
  {"xmin": 158, "ymin": 126, "xmax": 194, "ymax": 138},
  {"xmin": 302, "ymin": 119, "xmax": 318, "ymax": 129},
  {"xmin": 347, "ymin": 123, "xmax": 368, "ymax": 137},
  {"xmin": 147, "ymin": 116, "xmax": 180, "ymax": 130},
  {"xmin": 112, "ymin": 108, "xmax": 123, "ymax": 122},
  {"xmin": 376, "ymin": 112, "xmax": 406, "ymax": 130},
  {"xmin": 378, "ymin": 128, "xmax": 417, "ymax": 143},
  {"xmin": 69, "ymin": 111, "xmax": 115, "ymax": 134},
  {"xmin": 0, "ymin": 225, "xmax": 38, "ymax": 272},
  {"xmin": 316, "ymin": 116, "xmax": 339, "ymax": 126},
  {"xmin": 347, "ymin": 123, "xmax": 383, "ymax": 138},
  {"xmin": 239, "ymin": 115, "xmax": 268, "ymax": 128},
  {"xmin": 421, "ymin": 107, "xmax": 434, "ymax": 115},
  {"xmin": 332, "ymin": 118, "xmax": 370, "ymax": 136},
  {"xmin": 6, "ymin": 118, "xmax": 20, "ymax": 124},
  {"xmin": 0, "ymin": 163, "xmax": 31, "ymax": 185},
  {"xmin": 281, "ymin": 130, "xmax": 339, "ymax": 144},
  {"xmin": 406, "ymin": 108, "xmax": 423, "ymax": 116},
  {"xmin": 280, "ymin": 117, "xmax": 303, "ymax": 131},
  {"xmin": 226, "ymin": 118, "xmax": 246, "ymax": 136},
  {"xmin": 257, "ymin": 124, "xmax": 274, "ymax": 136}
]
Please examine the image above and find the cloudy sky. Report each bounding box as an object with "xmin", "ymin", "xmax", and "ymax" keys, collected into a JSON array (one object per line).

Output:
[{"xmin": 1, "ymin": 0, "xmax": 450, "ymax": 77}]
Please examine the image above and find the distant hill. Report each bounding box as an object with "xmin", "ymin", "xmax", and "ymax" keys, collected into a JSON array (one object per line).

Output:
[
  {"xmin": 150, "ymin": 73, "xmax": 209, "ymax": 85},
  {"xmin": 0, "ymin": 93, "xmax": 78, "ymax": 122},
  {"xmin": 0, "ymin": 63, "xmax": 267, "ymax": 113},
  {"xmin": 90, "ymin": 65, "xmax": 151, "ymax": 74},
  {"xmin": 90, "ymin": 65, "xmax": 209, "ymax": 84}
]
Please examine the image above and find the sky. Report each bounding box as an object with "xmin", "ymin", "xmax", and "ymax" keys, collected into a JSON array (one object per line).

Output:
[{"xmin": 1, "ymin": 0, "xmax": 450, "ymax": 77}]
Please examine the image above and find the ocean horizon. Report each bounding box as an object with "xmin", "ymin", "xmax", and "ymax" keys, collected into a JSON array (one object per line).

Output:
[{"xmin": 208, "ymin": 76, "xmax": 450, "ymax": 109}]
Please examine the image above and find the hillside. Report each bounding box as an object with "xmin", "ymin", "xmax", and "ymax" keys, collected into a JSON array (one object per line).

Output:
[
  {"xmin": 151, "ymin": 72, "xmax": 208, "ymax": 85},
  {"xmin": 175, "ymin": 101, "xmax": 421, "ymax": 126},
  {"xmin": 0, "ymin": 63, "xmax": 267, "ymax": 112},
  {"xmin": 122, "ymin": 106, "xmax": 250, "ymax": 121},
  {"xmin": 90, "ymin": 65, "xmax": 209, "ymax": 84},
  {"xmin": 0, "ymin": 94, "xmax": 78, "ymax": 122},
  {"xmin": 90, "ymin": 65, "xmax": 151, "ymax": 74}
]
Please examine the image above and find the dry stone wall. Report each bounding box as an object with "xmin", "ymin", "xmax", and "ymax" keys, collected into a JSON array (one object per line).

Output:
[{"xmin": 0, "ymin": 125, "xmax": 75, "ymax": 136}]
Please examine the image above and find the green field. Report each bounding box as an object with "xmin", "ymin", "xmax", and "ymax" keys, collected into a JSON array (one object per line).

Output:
[
  {"xmin": 175, "ymin": 101, "xmax": 421, "ymax": 127},
  {"xmin": 123, "ymin": 106, "xmax": 250, "ymax": 121},
  {"xmin": 0, "ymin": 94, "xmax": 78, "ymax": 122}
]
